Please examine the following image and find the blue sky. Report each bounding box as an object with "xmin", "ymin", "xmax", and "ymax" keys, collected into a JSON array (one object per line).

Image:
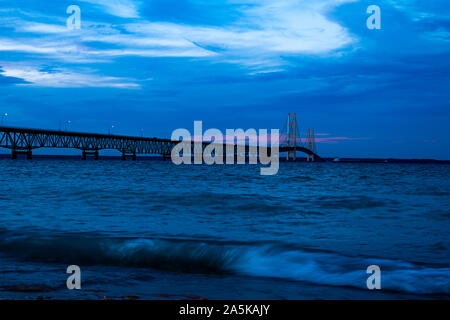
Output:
[{"xmin": 0, "ymin": 0, "xmax": 449, "ymax": 159}]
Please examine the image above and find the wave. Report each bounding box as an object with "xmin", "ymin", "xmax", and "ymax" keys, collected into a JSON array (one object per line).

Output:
[
  {"xmin": 313, "ymin": 195, "xmax": 387, "ymax": 210},
  {"xmin": 0, "ymin": 233, "xmax": 448, "ymax": 295}
]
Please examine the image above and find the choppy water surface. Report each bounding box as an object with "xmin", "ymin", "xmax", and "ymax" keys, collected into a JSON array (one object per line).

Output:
[{"xmin": 0, "ymin": 159, "xmax": 449, "ymax": 299}]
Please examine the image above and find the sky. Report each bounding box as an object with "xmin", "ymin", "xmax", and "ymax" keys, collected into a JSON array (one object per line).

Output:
[{"xmin": 0, "ymin": 0, "xmax": 449, "ymax": 159}]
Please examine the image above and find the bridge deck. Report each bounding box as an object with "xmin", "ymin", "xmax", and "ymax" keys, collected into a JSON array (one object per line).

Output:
[{"xmin": 0, "ymin": 126, "xmax": 321, "ymax": 161}]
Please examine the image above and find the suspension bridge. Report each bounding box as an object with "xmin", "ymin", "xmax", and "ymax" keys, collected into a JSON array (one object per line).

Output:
[{"xmin": 0, "ymin": 113, "xmax": 321, "ymax": 161}]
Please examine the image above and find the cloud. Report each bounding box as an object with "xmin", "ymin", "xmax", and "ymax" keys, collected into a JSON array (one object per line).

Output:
[
  {"xmin": 0, "ymin": 67, "xmax": 30, "ymax": 86},
  {"xmin": 78, "ymin": 0, "xmax": 140, "ymax": 18},
  {"xmin": 0, "ymin": 0, "xmax": 357, "ymax": 69},
  {"xmin": 424, "ymin": 28, "xmax": 450, "ymax": 42},
  {"xmin": 386, "ymin": 0, "xmax": 450, "ymax": 20},
  {"xmin": 279, "ymin": 134, "xmax": 370, "ymax": 144},
  {"xmin": 0, "ymin": 63, "xmax": 139, "ymax": 88},
  {"xmin": 123, "ymin": 0, "xmax": 357, "ymax": 67},
  {"xmin": 315, "ymin": 136, "xmax": 371, "ymax": 144},
  {"xmin": 0, "ymin": 16, "xmax": 215, "ymax": 62},
  {"xmin": 19, "ymin": 22, "xmax": 68, "ymax": 34},
  {"xmin": 0, "ymin": 37, "xmax": 79, "ymax": 55}
]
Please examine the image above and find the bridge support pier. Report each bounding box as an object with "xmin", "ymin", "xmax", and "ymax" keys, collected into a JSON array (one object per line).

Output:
[
  {"xmin": 11, "ymin": 149, "xmax": 32, "ymax": 160},
  {"xmin": 286, "ymin": 151, "xmax": 296, "ymax": 161},
  {"xmin": 82, "ymin": 150, "xmax": 99, "ymax": 160},
  {"xmin": 121, "ymin": 151, "xmax": 136, "ymax": 161}
]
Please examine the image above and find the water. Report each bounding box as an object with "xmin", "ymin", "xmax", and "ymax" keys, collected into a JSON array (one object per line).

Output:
[{"xmin": 0, "ymin": 158, "xmax": 449, "ymax": 299}]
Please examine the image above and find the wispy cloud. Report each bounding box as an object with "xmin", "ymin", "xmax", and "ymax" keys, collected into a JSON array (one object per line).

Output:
[
  {"xmin": 0, "ymin": 0, "xmax": 357, "ymax": 69},
  {"xmin": 386, "ymin": 0, "xmax": 450, "ymax": 21},
  {"xmin": 279, "ymin": 134, "xmax": 370, "ymax": 144},
  {"xmin": 78, "ymin": 0, "xmax": 140, "ymax": 18},
  {"xmin": 0, "ymin": 63, "xmax": 139, "ymax": 88},
  {"xmin": 123, "ymin": 0, "xmax": 357, "ymax": 68},
  {"xmin": 17, "ymin": 21, "xmax": 68, "ymax": 34},
  {"xmin": 315, "ymin": 136, "xmax": 371, "ymax": 144},
  {"xmin": 424, "ymin": 28, "xmax": 450, "ymax": 42}
]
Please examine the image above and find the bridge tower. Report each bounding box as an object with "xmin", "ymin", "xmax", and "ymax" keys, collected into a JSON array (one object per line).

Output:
[
  {"xmin": 306, "ymin": 128, "xmax": 316, "ymax": 162},
  {"xmin": 286, "ymin": 113, "xmax": 297, "ymax": 161}
]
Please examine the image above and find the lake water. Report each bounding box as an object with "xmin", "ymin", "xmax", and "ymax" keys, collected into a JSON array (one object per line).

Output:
[{"xmin": 0, "ymin": 159, "xmax": 449, "ymax": 299}]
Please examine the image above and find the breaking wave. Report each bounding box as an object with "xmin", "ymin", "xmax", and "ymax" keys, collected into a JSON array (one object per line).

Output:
[{"xmin": 0, "ymin": 232, "xmax": 448, "ymax": 295}]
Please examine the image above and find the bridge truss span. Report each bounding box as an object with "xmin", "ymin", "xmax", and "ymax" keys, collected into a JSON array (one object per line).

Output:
[
  {"xmin": 0, "ymin": 126, "xmax": 175, "ymax": 160},
  {"xmin": 0, "ymin": 124, "xmax": 322, "ymax": 161}
]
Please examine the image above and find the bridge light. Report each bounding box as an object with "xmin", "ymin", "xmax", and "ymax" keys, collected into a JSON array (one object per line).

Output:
[{"xmin": 65, "ymin": 120, "xmax": 71, "ymax": 131}]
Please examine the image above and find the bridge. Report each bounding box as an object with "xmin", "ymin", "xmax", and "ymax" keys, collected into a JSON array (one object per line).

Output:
[{"xmin": 0, "ymin": 114, "xmax": 322, "ymax": 161}]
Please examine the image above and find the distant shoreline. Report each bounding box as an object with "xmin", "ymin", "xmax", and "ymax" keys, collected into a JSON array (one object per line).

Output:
[
  {"xmin": 0, "ymin": 154, "xmax": 449, "ymax": 164},
  {"xmin": 319, "ymin": 158, "xmax": 450, "ymax": 164}
]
